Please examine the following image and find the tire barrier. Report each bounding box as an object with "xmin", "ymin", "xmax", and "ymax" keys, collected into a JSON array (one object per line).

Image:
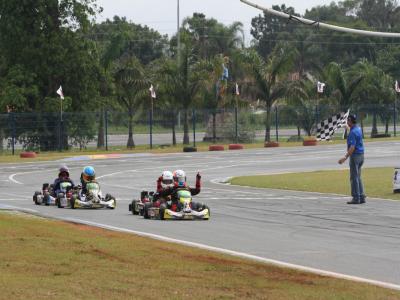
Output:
[
  {"xmin": 209, "ymin": 145, "xmax": 225, "ymax": 151},
  {"xmin": 183, "ymin": 146, "xmax": 197, "ymax": 152},
  {"xmin": 303, "ymin": 140, "xmax": 318, "ymax": 146},
  {"xmin": 20, "ymin": 151, "xmax": 37, "ymax": 158},
  {"xmin": 228, "ymin": 144, "xmax": 244, "ymax": 150},
  {"xmin": 264, "ymin": 141, "xmax": 280, "ymax": 148}
]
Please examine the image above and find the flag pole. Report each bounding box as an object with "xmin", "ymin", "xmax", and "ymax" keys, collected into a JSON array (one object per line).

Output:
[
  {"xmin": 235, "ymin": 83, "xmax": 239, "ymax": 143},
  {"xmin": 150, "ymin": 95, "xmax": 153, "ymax": 150}
]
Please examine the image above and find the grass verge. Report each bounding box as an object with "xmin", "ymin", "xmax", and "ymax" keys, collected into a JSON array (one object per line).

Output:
[
  {"xmin": 230, "ymin": 167, "xmax": 400, "ymax": 201},
  {"xmin": 1, "ymin": 212, "xmax": 399, "ymax": 299}
]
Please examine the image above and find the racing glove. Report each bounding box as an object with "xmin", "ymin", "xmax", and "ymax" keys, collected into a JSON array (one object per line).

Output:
[
  {"xmin": 157, "ymin": 176, "xmax": 163, "ymax": 192},
  {"xmin": 196, "ymin": 172, "xmax": 201, "ymax": 189}
]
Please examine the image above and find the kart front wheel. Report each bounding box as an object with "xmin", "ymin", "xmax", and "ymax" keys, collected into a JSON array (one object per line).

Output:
[
  {"xmin": 108, "ymin": 198, "xmax": 116, "ymax": 209},
  {"xmin": 70, "ymin": 198, "xmax": 76, "ymax": 209},
  {"xmin": 159, "ymin": 206, "xmax": 165, "ymax": 220}
]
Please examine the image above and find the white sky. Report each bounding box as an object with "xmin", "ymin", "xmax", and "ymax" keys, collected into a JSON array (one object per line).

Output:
[{"xmin": 96, "ymin": 0, "xmax": 334, "ymax": 41}]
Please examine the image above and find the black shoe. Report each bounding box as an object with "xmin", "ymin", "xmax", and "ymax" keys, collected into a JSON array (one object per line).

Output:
[
  {"xmin": 347, "ymin": 200, "xmax": 360, "ymax": 204},
  {"xmin": 360, "ymin": 196, "xmax": 366, "ymax": 204}
]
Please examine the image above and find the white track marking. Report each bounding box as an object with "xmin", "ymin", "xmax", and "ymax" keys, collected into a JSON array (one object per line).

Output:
[
  {"xmin": 8, "ymin": 166, "xmax": 84, "ymax": 185},
  {"xmin": 9, "ymin": 173, "xmax": 24, "ymax": 184}
]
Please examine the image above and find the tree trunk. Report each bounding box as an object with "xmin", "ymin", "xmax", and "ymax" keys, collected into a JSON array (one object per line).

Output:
[
  {"xmin": 264, "ymin": 106, "xmax": 271, "ymax": 142},
  {"xmin": 371, "ymin": 111, "xmax": 378, "ymax": 137},
  {"xmin": 297, "ymin": 126, "xmax": 301, "ymax": 138},
  {"xmin": 385, "ymin": 119, "xmax": 389, "ymax": 135},
  {"xmin": 97, "ymin": 109, "xmax": 105, "ymax": 148},
  {"xmin": 171, "ymin": 110, "xmax": 177, "ymax": 146},
  {"xmin": 183, "ymin": 109, "xmax": 190, "ymax": 145},
  {"xmin": 212, "ymin": 112, "xmax": 216, "ymax": 143},
  {"xmin": 360, "ymin": 118, "xmax": 365, "ymax": 138},
  {"xmin": 127, "ymin": 110, "xmax": 135, "ymax": 149}
]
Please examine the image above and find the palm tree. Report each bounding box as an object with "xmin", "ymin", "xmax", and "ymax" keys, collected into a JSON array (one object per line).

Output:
[
  {"xmin": 323, "ymin": 62, "xmax": 364, "ymax": 137},
  {"xmin": 285, "ymin": 79, "xmax": 320, "ymax": 137},
  {"xmin": 324, "ymin": 62, "xmax": 364, "ymax": 112},
  {"xmin": 161, "ymin": 33, "xmax": 211, "ymax": 144},
  {"xmin": 350, "ymin": 60, "xmax": 394, "ymax": 136},
  {"xmin": 113, "ymin": 56, "xmax": 149, "ymax": 148},
  {"xmin": 182, "ymin": 13, "xmax": 244, "ymax": 59},
  {"xmin": 242, "ymin": 46, "xmax": 295, "ymax": 142}
]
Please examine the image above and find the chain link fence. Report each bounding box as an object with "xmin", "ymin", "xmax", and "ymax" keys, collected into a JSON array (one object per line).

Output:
[{"xmin": 1, "ymin": 103, "xmax": 397, "ymax": 154}]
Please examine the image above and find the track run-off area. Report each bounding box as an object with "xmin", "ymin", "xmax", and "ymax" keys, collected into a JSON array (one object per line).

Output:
[{"xmin": 0, "ymin": 141, "xmax": 399, "ymax": 289}]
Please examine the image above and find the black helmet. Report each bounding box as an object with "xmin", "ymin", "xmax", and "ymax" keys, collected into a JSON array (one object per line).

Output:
[{"xmin": 59, "ymin": 165, "xmax": 70, "ymax": 177}]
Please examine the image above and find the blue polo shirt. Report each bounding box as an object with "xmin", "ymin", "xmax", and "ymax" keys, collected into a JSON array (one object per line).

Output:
[{"xmin": 347, "ymin": 125, "xmax": 364, "ymax": 154}]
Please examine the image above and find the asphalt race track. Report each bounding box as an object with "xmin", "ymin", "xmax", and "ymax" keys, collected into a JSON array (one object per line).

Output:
[{"xmin": 0, "ymin": 141, "xmax": 399, "ymax": 287}]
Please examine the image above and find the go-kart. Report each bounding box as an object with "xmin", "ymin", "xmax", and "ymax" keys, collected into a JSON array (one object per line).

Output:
[
  {"xmin": 33, "ymin": 183, "xmax": 54, "ymax": 205},
  {"xmin": 71, "ymin": 182, "xmax": 116, "ymax": 209},
  {"xmin": 55, "ymin": 182, "xmax": 78, "ymax": 208},
  {"xmin": 129, "ymin": 191, "xmax": 154, "ymax": 216},
  {"xmin": 143, "ymin": 189, "xmax": 210, "ymax": 220}
]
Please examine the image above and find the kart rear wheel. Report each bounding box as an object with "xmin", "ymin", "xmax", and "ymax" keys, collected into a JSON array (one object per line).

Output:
[
  {"xmin": 131, "ymin": 200, "xmax": 139, "ymax": 215},
  {"xmin": 159, "ymin": 205, "xmax": 165, "ymax": 220},
  {"xmin": 143, "ymin": 203, "xmax": 151, "ymax": 219},
  {"xmin": 56, "ymin": 199, "xmax": 62, "ymax": 208},
  {"xmin": 33, "ymin": 192, "xmax": 41, "ymax": 205}
]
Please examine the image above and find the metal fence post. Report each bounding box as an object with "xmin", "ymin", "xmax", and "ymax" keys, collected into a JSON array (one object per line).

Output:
[
  {"xmin": 394, "ymin": 100, "xmax": 397, "ymax": 137},
  {"xmin": 192, "ymin": 109, "xmax": 196, "ymax": 147},
  {"xmin": 105, "ymin": 110, "xmax": 109, "ymax": 151},
  {"xmin": 11, "ymin": 113, "xmax": 15, "ymax": 155},
  {"xmin": 58, "ymin": 114, "xmax": 62, "ymax": 152},
  {"xmin": 275, "ymin": 106, "xmax": 279, "ymax": 142},
  {"xmin": 235, "ymin": 107, "xmax": 238, "ymax": 143},
  {"xmin": 149, "ymin": 109, "xmax": 153, "ymax": 149}
]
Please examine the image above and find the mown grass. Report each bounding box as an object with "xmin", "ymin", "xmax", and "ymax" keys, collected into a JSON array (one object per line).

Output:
[
  {"xmin": 0, "ymin": 212, "xmax": 399, "ymax": 300},
  {"xmin": 230, "ymin": 167, "xmax": 400, "ymax": 201}
]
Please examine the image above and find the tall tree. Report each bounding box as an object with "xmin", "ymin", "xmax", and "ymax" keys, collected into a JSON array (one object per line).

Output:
[
  {"xmin": 324, "ymin": 62, "xmax": 364, "ymax": 112},
  {"xmin": 162, "ymin": 32, "xmax": 211, "ymax": 144},
  {"xmin": 242, "ymin": 45, "xmax": 295, "ymax": 142},
  {"xmin": 113, "ymin": 56, "xmax": 149, "ymax": 148},
  {"xmin": 0, "ymin": 0, "xmax": 102, "ymax": 150},
  {"xmin": 183, "ymin": 13, "xmax": 244, "ymax": 59},
  {"xmin": 250, "ymin": 5, "xmax": 298, "ymax": 58}
]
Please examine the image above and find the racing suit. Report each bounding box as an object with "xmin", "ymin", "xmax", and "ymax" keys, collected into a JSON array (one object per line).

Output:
[
  {"xmin": 152, "ymin": 177, "xmax": 173, "ymax": 207},
  {"xmin": 158, "ymin": 174, "xmax": 201, "ymax": 211},
  {"xmin": 80, "ymin": 173, "xmax": 99, "ymax": 195},
  {"xmin": 46, "ymin": 177, "xmax": 75, "ymax": 205}
]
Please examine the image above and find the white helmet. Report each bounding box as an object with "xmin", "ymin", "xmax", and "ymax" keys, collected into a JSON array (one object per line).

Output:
[
  {"xmin": 173, "ymin": 170, "xmax": 186, "ymax": 187},
  {"xmin": 161, "ymin": 171, "xmax": 174, "ymax": 189}
]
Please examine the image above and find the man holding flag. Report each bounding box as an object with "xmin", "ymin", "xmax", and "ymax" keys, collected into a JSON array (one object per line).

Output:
[{"xmin": 338, "ymin": 114, "xmax": 366, "ymax": 204}]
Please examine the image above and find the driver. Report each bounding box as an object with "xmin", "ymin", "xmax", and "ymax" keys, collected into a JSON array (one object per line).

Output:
[
  {"xmin": 46, "ymin": 166, "xmax": 75, "ymax": 205},
  {"xmin": 157, "ymin": 171, "xmax": 174, "ymax": 193},
  {"xmin": 159, "ymin": 170, "xmax": 202, "ymax": 211},
  {"xmin": 80, "ymin": 166, "xmax": 97, "ymax": 195},
  {"xmin": 153, "ymin": 171, "xmax": 174, "ymax": 207}
]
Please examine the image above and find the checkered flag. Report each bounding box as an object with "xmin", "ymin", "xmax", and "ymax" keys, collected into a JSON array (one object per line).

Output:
[{"xmin": 316, "ymin": 110, "xmax": 350, "ymax": 141}]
